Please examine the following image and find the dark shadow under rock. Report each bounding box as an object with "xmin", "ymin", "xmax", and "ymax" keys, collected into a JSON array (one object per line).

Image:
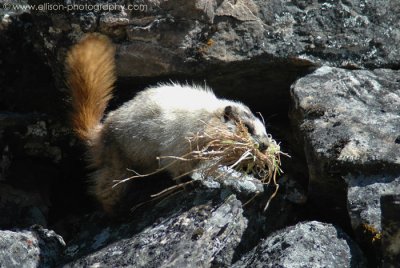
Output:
[
  {"xmin": 0, "ymin": 111, "xmax": 95, "ymax": 228},
  {"xmin": 381, "ymin": 195, "xmax": 400, "ymax": 267},
  {"xmin": 0, "ymin": 184, "xmax": 48, "ymax": 229}
]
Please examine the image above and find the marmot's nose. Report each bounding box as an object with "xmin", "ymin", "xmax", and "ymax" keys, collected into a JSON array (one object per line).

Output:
[
  {"xmin": 259, "ymin": 142, "xmax": 268, "ymax": 151},
  {"xmin": 254, "ymin": 137, "xmax": 269, "ymax": 152}
]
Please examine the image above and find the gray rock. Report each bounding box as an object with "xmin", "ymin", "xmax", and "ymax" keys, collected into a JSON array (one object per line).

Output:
[
  {"xmin": 191, "ymin": 165, "xmax": 265, "ymax": 199},
  {"xmin": 28, "ymin": 0, "xmax": 400, "ymax": 78},
  {"xmin": 290, "ymin": 66, "xmax": 400, "ymax": 263},
  {"xmin": 62, "ymin": 191, "xmax": 248, "ymax": 267},
  {"xmin": 232, "ymin": 221, "xmax": 367, "ymax": 268},
  {"xmin": 290, "ymin": 66, "xmax": 400, "ymax": 210},
  {"xmin": 345, "ymin": 174, "xmax": 399, "ymax": 266},
  {"xmin": 346, "ymin": 174, "xmax": 400, "ymax": 232},
  {"xmin": 0, "ymin": 226, "xmax": 65, "ymax": 268},
  {"xmin": 61, "ymin": 171, "xmax": 301, "ymax": 267},
  {"xmin": 291, "ymin": 66, "xmax": 400, "ymax": 169}
]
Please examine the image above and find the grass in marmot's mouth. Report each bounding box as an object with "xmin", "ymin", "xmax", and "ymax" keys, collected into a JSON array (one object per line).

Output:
[
  {"xmin": 183, "ymin": 119, "xmax": 286, "ymax": 210},
  {"xmin": 113, "ymin": 120, "xmax": 288, "ymax": 211}
]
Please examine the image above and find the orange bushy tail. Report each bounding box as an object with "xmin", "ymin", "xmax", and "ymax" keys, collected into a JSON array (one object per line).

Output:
[{"xmin": 65, "ymin": 33, "xmax": 116, "ymax": 143}]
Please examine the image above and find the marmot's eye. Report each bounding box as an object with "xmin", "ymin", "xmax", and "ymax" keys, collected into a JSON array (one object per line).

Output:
[{"xmin": 244, "ymin": 123, "xmax": 254, "ymax": 135}]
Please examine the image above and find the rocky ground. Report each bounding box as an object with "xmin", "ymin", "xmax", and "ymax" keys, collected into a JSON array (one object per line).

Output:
[{"xmin": 0, "ymin": 0, "xmax": 399, "ymax": 267}]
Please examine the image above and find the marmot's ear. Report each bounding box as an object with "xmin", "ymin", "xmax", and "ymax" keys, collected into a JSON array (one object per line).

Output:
[
  {"xmin": 223, "ymin": 105, "xmax": 239, "ymax": 122},
  {"xmin": 223, "ymin": 106, "xmax": 233, "ymax": 121}
]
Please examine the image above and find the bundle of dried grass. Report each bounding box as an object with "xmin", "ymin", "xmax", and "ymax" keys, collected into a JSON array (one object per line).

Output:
[
  {"xmin": 184, "ymin": 120, "xmax": 285, "ymax": 210},
  {"xmin": 114, "ymin": 120, "xmax": 287, "ymax": 211},
  {"xmin": 186, "ymin": 120, "xmax": 282, "ymax": 182}
]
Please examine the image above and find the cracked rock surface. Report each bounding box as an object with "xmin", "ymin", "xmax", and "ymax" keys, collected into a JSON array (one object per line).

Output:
[
  {"xmin": 0, "ymin": 226, "xmax": 65, "ymax": 268},
  {"xmin": 233, "ymin": 221, "xmax": 367, "ymax": 268},
  {"xmin": 291, "ymin": 66, "xmax": 400, "ymax": 264}
]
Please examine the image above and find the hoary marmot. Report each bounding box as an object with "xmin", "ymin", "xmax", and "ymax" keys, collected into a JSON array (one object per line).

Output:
[{"xmin": 65, "ymin": 34, "xmax": 270, "ymax": 213}]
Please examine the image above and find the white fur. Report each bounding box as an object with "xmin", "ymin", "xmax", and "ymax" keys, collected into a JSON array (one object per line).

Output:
[{"xmin": 93, "ymin": 83, "xmax": 269, "ymax": 211}]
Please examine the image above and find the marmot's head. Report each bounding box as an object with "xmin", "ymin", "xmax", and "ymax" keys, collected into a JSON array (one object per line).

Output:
[{"xmin": 221, "ymin": 103, "xmax": 270, "ymax": 151}]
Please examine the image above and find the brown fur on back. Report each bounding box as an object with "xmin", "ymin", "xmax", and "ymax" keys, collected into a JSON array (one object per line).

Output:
[{"xmin": 65, "ymin": 33, "xmax": 116, "ymax": 143}]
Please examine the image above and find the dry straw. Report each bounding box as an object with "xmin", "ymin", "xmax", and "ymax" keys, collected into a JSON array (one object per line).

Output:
[{"xmin": 113, "ymin": 120, "xmax": 287, "ymax": 211}]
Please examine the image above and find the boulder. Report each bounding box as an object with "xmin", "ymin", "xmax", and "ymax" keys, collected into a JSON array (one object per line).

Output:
[
  {"xmin": 233, "ymin": 221, "xmax": 367, "ymax": 268},
  {"xmin": 290, "ymin": 66, "xmax": 400, "ymax": 263},
  {"xmin": 28, "ymin": 0, "xmax": 400, "ymax": 77},
  {"xmin": 61, "ymin": 181, "xmax": 249, "ymax": 267},
  {"xmin": 0, "ymin": 226, "xmax": 65, "ymax": 268},
  {"xmin": 60, "ymin": 171, "xmax": 301, "ymax": 267}
]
